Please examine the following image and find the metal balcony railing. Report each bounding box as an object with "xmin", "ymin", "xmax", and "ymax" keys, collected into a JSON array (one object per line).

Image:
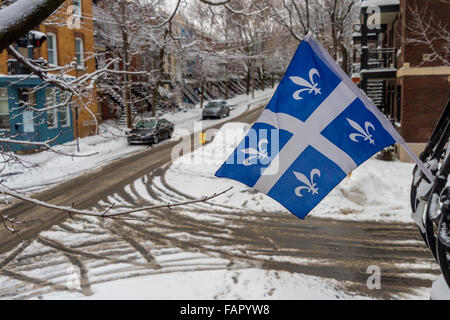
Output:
[{"xmin": 366, "ymin": 48, "xmax": 397, "ymax": 70}]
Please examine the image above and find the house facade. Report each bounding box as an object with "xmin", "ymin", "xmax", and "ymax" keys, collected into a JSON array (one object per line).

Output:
[
  {"xmin": 0, "ymin": 0, "xmax": 98, "ymax": 151},
  {"xmin": 354, "ymin": 0, "xmax": 450, "ymax": 161}
]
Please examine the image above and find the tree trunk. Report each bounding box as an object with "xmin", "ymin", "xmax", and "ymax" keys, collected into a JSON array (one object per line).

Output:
[
  {"xmin": 306, "ymin": 0, "xmax": 310, "ymax": 32},
  {"xmin": 251, "ymin": 62, "xmax": 255, "ymax": 99},
  {"xmin": 152, "ymin": 80, "xmax": 160, "ymax": 117},
  {"xmin": 200, "ymin": 78, "xmax": 205, "ymax": 109},
  {"xmin": 152, "ymin": 43, "xmax": 166, "ymax": 117},
  {"xmin": 120, "ymin": 0, "xmax": 132, "ymax": 128},
  {"xmin": 246, "ymin": 69, "xmax": 250, "ymax": 95},
  {"xmin": 0, "ymin": 0, "xmax": 66, "ymax": 53},
  {"xmin": 259, "ymin": 67, "xmax": 265, "ymax": 91},
  {"xmin": 225, "ymin": 63, "xmax": 229, "ymax": 100},
  {"xmin": 340, "ymin": 44, "xmax": 349, "ymax": 74}
]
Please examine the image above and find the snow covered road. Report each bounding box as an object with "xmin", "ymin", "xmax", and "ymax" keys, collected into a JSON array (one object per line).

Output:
[
  {"xmin": 0, "ymin": 158, "xmax": 438, "ymax": 300},
  {"xmin": 0, "ymin": 91, "xmax": 441, "ymax": 300}
]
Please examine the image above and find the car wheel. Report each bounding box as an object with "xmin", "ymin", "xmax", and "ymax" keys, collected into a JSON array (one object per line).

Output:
[{"xmin": 153, "ymin": 135, "xmax": 159, "ymax": 144}]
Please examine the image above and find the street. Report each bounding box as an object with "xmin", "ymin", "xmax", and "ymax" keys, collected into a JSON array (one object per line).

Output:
[{"xmin": 0, "ymin": 106, "xmax": 439, "ymax": 300}]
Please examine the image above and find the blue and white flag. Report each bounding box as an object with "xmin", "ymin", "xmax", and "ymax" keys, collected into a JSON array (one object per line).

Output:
[{"xmin": 215, "ymin": 34, "xmax": 433, "ymax": 219}]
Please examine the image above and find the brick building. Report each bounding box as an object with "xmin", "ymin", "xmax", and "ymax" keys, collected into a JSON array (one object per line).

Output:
[
  {"xmin": 354, "ymin": 0, "xmax": 450, "ymax": 161},
  {"xmin": 0, "ymin": 0, "xmax": 98, "ymax": 151}
]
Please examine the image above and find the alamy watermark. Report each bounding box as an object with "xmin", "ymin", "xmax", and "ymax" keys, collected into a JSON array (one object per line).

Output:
[{"xmin": 367, "ymin": 265, "xmax": 381, "ymax": 290}]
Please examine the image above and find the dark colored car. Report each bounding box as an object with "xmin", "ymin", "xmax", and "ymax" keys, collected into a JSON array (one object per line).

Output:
[
  {"xmin": 202, "ymin": 100, "xmax": 230, "ymax": 119},
  {"xmin": 127, "ymin": 118, "xmax": 174, "ymax": 145}
]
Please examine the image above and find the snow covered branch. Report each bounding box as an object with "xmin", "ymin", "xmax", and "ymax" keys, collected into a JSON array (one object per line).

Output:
[
  {"xmin": 0, "ymin": 186, "xmax": 233, "ymax": 233},
  {"xmin": 0, "ymin": 0, "xmax": 66, "ymax": 52},
  {"xmin": 404, "ymin": 1, "xmax": 450, "ymax": 66}
]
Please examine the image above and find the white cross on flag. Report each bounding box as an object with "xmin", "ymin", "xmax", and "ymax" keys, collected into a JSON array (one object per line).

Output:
[{"xmin": 215, "ymin": 33, "xmax": 434, "ymax": 219}]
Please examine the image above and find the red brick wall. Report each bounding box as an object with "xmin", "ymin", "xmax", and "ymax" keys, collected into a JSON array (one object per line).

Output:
[
  {"xmin": 399, "ymin": 75, "xmax": 449, "ymax": 142},
  {"xmin": 401, "ymin": 0, "xmax": 450, "ymax": 68},
  {"xmin": 395, "ymin": 0, "xmax": 450, "ymax": 144}
]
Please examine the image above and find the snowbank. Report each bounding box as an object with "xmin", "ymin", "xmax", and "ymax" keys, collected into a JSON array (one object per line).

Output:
[{"xmin": 166, "ymin": 122, "xmax": 416, "ymax": 223}]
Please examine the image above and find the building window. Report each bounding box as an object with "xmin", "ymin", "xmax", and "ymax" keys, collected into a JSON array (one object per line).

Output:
[
  {"xmin": 0, "ymin": 88, "xmax": 10, "ymax": 129},
  {"xmin": 47, "ymin": 33, "xmax": 58, "ymax": 66},
  {"xmin": 59, "ymin": 93, "xmax": 71, "ymax": 127},
  {"xmin": 17, "ymin": 46, "xmax": 30, "ymax": 59},
  {"xmin": 18, "ymin": 88, "xmax": 37, "ymax": 108},
  {"xmin": 73, "ymin": 0, "xmax": 82, "ymax": 16},
  {"xmin": 75, "ymin": 37, "xmax": 84, "ymax": 68},
  {"xmin": 46, "ymin": 88, "xmax": 58, "ymax": 128},
  {"xmin": 59, "ymin": 105, "xmax": 70, "ymax": 127}
]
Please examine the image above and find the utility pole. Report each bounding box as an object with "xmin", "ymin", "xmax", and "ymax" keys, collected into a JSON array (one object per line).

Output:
[{"xmin": 120, "ymin": 0, "xmax": 132, "ymax": 128}]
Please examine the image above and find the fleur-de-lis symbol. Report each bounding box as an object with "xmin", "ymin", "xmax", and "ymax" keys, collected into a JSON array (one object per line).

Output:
[
  {"xmin": 289, "ymin": 68, "xmax": 321, "ymax": 100},
  {"xmin": 346, "ymin": 118, "xmax": 375, "ymax": 145},
  {"xmin": 293, "ymin": 169, "xmax": 321, "ymax": 197},
  {"xmin": 241, "ymin": 139, "xmax": 269, "ymax": 166}
]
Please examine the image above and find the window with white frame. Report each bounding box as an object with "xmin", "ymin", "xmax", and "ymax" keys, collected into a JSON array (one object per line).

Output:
[
  {"xmin": 47, "ymin": 33, "xmax": 58, "ymax": 66},
  {"xmin": 0, "ymin": 88, "xmax": 10, "ymax": 129},
  {"xmin": 73, "ymin": 0, "xmax": 82, "ymax": 16},
  {"xmin": 75, "ymin": 37, "xmax": 84, "ymax": 68},
  {"xmin": 46, "ymin": 88, "xmax": 58, "ymax": 128},
  {"xmin": 58, "ymin": 92, "xmax": 71, "ymax": 127}
]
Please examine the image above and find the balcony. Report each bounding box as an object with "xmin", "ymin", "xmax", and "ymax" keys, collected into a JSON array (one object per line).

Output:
[
  {"xmin": 352, "ymin": 31, "xmax": 378, "ymax": 44},
  {"xmin": 7, "ymin": 59, "xmax": 48, "ymax": 75},
  {"xmin": 360, "ymin": 48, "xmax": 397, "ymax": 80}
]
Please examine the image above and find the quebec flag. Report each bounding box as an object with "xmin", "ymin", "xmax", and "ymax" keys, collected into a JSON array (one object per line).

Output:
[{"xmin": 215, "ymin": 34, "xmax": 407, "ymax": 219}]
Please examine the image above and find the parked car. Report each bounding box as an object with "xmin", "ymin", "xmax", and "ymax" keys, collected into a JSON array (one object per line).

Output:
[
  {"xmin": 202, "ymin": 100, "xmax": 230, "ymax": 119},
  {"xmin": 127, "ymin": 118, "xmax": 174, "ymax": 145}
]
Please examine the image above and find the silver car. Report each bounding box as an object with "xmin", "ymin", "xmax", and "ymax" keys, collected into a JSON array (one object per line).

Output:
[{"xmin": 202, "ymin": 100, "xmax": 230, "ymax": 119}]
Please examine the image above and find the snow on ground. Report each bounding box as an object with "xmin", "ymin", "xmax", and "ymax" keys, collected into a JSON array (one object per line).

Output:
[
  {"xmin": 2, "ymin": 125, "xmax": 145, "ymax": 194},
  {"xmin": 40, "ymin": 268, "xmax": 365, "ymax": 300},
  {"xmin": 431, "ymin": 275, "xmax": 450, "ymax": 300},
  {"xmin": 0, "ymin": 88, "xmax": 274, "ymax": 196},
  {"xmin": 166, "ymin": 122, "xmax": 416, "ymax": 223}
]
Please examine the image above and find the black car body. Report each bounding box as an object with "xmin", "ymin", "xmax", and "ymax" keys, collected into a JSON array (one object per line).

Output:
[
  {"xmin": 202, "ymin": 100, "xmax": 230, "ymax": 119},
  {"xmin": 127, "ymin": 118, "xmax": 174, "ymax": 145}
]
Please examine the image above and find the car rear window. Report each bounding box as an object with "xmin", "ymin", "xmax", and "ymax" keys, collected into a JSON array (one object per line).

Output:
[
  {"xmin": 136, "ymin": 120, "xmax": 157, "ymax": 128},
  {"xmin": 206, "ymin": 101, "xmax": 222, "ymax": 108}
]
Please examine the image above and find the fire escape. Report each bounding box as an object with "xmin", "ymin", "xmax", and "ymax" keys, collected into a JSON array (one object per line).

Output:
[{"xmin": 355, "ymin": 0, "xmax": 400, "ymax": 116}]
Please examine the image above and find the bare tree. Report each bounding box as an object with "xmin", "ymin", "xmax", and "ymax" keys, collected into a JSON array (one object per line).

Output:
[
  {"xmin": 256, "ymin": 0, "xmax": 357, "ymax": 73},
  {"xmin": 404, "ymin": 1, "xmax": 450, "ymax": 67},
  {"xmin": 0, "ymin": 0, "xmax": 257, "ymax": 233}
]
